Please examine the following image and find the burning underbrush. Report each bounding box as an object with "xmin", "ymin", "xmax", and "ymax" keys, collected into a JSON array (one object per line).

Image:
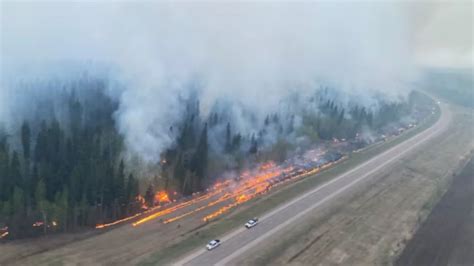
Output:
[{"xmin": 95, "ymin": 148, "xmax": 344, "ymax": 229}]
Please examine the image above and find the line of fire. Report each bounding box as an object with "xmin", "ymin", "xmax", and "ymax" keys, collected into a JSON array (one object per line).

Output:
[
  {"xmin": 0, "ymin": 119, "xmax": 423, "ymax": 240},
  {"xmin": 94, "ymin": 148, "xmax": 342, "ymax": 230}
]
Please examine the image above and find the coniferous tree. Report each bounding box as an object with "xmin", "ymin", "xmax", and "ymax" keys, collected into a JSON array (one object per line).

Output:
[
  {"xmin": 35, "ymin": 179, "xmax": 48, "ymax": 235},
  {"xmin": 10, "ymin": 152, "xmax": 22, "ymax": 188},
  {"xmin": 337, "ymin": 109, "xmax": 345, "ymax": 125},
  {"xmin": 21, "ymin": 121, "xmax": 31, "ymax": 161},
  {"xmin": 12, "ymin": 186, "xmax": 25, "ymax": 217},
  {"xmin": 192, "ymin": 124, "xmax": 208, "ymax": 191},
  {"xmin": 231, "ymin": 134, "xmax": 242, "ymax": 152},
  {"xmin": 249, "ymin": 134, "xmax": 258, "ymax": 154},
  {"xmin": 116, "ymin": 159, "xmax": 125, "ymax": 205},
  {"xmin": 126, "ymin": 174, "xmax": 135, "ymax": 203},
  {"xmin": 56, "ymin": 187, "xmax": 68, "ymax": 232},
  {"xmin": 225, "ymin": 123, "xmax": 231, "ymax": 153},
  {"xmin": 144, "ymin": 185, "xmax": 154, "ymax": 207},
  {"xmin": 0, "ymin": 137, "xmax": 10, "ymax": 200}
]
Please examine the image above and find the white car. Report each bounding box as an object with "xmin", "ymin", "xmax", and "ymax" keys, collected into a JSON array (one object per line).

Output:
[
  {"xmin": 245, "ymin": 218, "xmax": 259, "ymax": 229},
  {"xmin": 206, "ymin": 239, "xmax": 221, "ymax": 250}
]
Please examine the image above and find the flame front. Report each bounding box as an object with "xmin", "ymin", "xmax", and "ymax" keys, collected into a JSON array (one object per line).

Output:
[
  {"xmin": 94, "ymin": 152, "xmax": 344, "ymax": 229},
  {"xmin": 155, "ymin": 191, "xmax": 171, "ymax": 204}
]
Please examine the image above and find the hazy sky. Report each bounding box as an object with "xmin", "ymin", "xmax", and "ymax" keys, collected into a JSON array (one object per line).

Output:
[
  {"xmin": 0, "ymin": 0, "xmax": 472, "ymax": 161},
  {"xmin": 410, "ymin": 0, "xmax": 473, "ymax": 68},
  {"xmin": 1, "ymin": 1, "xmax": 471, "ymax": 70}
]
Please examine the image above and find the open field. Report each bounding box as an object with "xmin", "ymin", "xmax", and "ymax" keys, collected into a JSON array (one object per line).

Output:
[
  {"xmin": 396, "ymin": 154, "xmax": 474, "ymax": 266},
  {"xmin": 230, "ymin": 104, "xmax": 473, "ymax": 265}
]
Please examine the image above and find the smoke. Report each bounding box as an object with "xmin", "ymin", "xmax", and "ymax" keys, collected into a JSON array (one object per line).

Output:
[
  {"xmin": 2, "ymin": 1, "xmax": 460, "ymax": 162},
  {"xmin": 410, "ymin": 0, "xmax": 473, "ymax": 68}
]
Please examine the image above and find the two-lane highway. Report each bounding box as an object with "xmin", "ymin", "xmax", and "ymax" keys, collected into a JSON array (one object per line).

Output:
[{"xmin": 176, "ymin": 101, "xmax": 451, "ymax": 266}]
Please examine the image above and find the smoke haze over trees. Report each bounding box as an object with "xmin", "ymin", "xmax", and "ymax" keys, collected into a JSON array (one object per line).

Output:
[{"xmin": 1, "ymin": 2, "xmax": 422, "ymax": 161}]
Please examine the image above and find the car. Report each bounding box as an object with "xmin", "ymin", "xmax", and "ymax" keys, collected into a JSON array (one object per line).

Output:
[
  {"xmin": 245, "ymin": 218, "xmax": 259, "ymax": 229},
  {"xmin": 206, "ymin": 239, "xmax": 221, "ymax": 250}
]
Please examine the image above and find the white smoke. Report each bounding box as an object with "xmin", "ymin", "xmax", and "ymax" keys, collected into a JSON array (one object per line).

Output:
[{"xmin": 2, "ymin": 1, "xmax": 456, "ymax": 161}]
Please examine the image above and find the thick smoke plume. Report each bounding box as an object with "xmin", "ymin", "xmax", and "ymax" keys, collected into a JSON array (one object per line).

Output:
[{"xmin": 1, "ymin": 2, "xmax": 445, "ymax": 162}]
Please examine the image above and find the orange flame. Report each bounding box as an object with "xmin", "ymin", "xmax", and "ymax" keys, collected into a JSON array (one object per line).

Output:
[
  {"xmin": 136, "ymin": 194, "xmax": 148, "ymax": 210},
  {"xmin": 0, "ymin": 231, "xmax": 8, "ymax": 239},
  {"xmin": 155, "ymin": 191, "xmax": 171, "ymax": 204},
  {"xmin": 133, "ymin": 189, "xmax": 226, "ymax": 227},
  {"xmin": 95, "ymin": 156, "xmax": 344, "ymax": 229}
]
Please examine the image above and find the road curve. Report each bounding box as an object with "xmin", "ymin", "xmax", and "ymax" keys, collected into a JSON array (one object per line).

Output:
[{"xmin": 176, "ymin": 101, "xmax": 451, "ymax": 266}]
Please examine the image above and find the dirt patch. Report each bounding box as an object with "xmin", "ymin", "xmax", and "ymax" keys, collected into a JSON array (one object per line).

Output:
[{"xmin": 396, "ymin": 154, "xmax": 474, "ymax": 266}]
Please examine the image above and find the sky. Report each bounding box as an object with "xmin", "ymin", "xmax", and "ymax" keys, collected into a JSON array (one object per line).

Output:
[
  {"xmin": 1, "ymin": 1, "xmax": 471, "ymax": 70},
  {"xmin": 410, "ymin": 0, "xmax": 473, "ymax": 68}
]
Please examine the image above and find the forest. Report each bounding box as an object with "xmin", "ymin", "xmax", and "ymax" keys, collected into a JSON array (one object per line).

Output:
[{"xmin": 0, "ymin": 77, "xmax": 414, "ymax": 238}]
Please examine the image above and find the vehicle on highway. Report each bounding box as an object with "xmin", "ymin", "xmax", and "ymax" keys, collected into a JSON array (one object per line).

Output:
[
  {"xmin": 206, "ymin": 239, "xmax": 221, "ymax": 250},
  {"xmin": 245, "ymin": 218, "xmax": 259, "ymax": 228}
]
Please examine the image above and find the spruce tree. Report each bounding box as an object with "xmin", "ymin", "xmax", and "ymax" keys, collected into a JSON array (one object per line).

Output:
[
  {"xmin": 21, "ymin": 121, "xmax": 31, "ymax": 161},
  {"xmin": 225, "ymin": 123, "xmax": 231, "ymax": 153}
]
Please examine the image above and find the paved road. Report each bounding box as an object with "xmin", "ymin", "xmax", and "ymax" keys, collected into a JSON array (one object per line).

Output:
[{"xmin": 176, "ymin": 101, "xmax": 451, "ymax": 266}]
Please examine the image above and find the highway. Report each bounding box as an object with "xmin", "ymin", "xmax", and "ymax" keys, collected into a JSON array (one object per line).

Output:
[{"xmin": 176, "ymin": 101, "xmax": 451, "ymax": 266}]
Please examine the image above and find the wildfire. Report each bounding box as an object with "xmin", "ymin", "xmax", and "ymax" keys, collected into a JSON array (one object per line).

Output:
[
  {"xmin": 97, "ymin": 185, "xmax": 226, "ymax": 229},
  {"xmin": 0, "ymin": 231, "xmax": 8, "ymax": 239},
  {"xmin": 96, "ymin": 212, "xmax": 147, "ymax": 229},
  {"xmin": 162, "ymin": 167, "xmax": 280, "ymax": 224},
  {"xmin": 198, "ymin": 163, "xmax": 336, "ymax": 223},
  {"xmin": 236, "ymin": 194, "xmax": 248, "ymax": 203},
  {"xmin": 155, "ymin": 191, "xmax": 171, "ymax": 204},
  {"xmin": 203, "ymin": 201, "xmax": 240, "ymax": 221},
  {"xmin": 259, "ymin": 162, "xmax": 274, "ymax": 171},
  {"xmin": 137, "ymin": 194, "xmax": 148, "ymax": 210},
  {"xmin": 32, "ymin": 221, "xmax": 44, "ymax": 227},
  {"xmin": 94, "ymin": 152, "xmax": 344, "ymax": 230},
  {"xmin": 201, "ymin": 181, "xmax": 270, "ymax": 222},
  {"xmin": 133, "ymin": 189, "xmax": 226, "ymax": 227}
]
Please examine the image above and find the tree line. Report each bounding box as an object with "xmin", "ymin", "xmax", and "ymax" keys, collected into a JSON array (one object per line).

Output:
[{"xmin": 0, "ymin": 85, "xmax": 140, "ymax": 238}]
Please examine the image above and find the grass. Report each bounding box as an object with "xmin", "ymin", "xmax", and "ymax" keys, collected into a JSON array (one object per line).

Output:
[{"xmin": 140, "ymin": 95, "xmax": 441, "ymax": 265}]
